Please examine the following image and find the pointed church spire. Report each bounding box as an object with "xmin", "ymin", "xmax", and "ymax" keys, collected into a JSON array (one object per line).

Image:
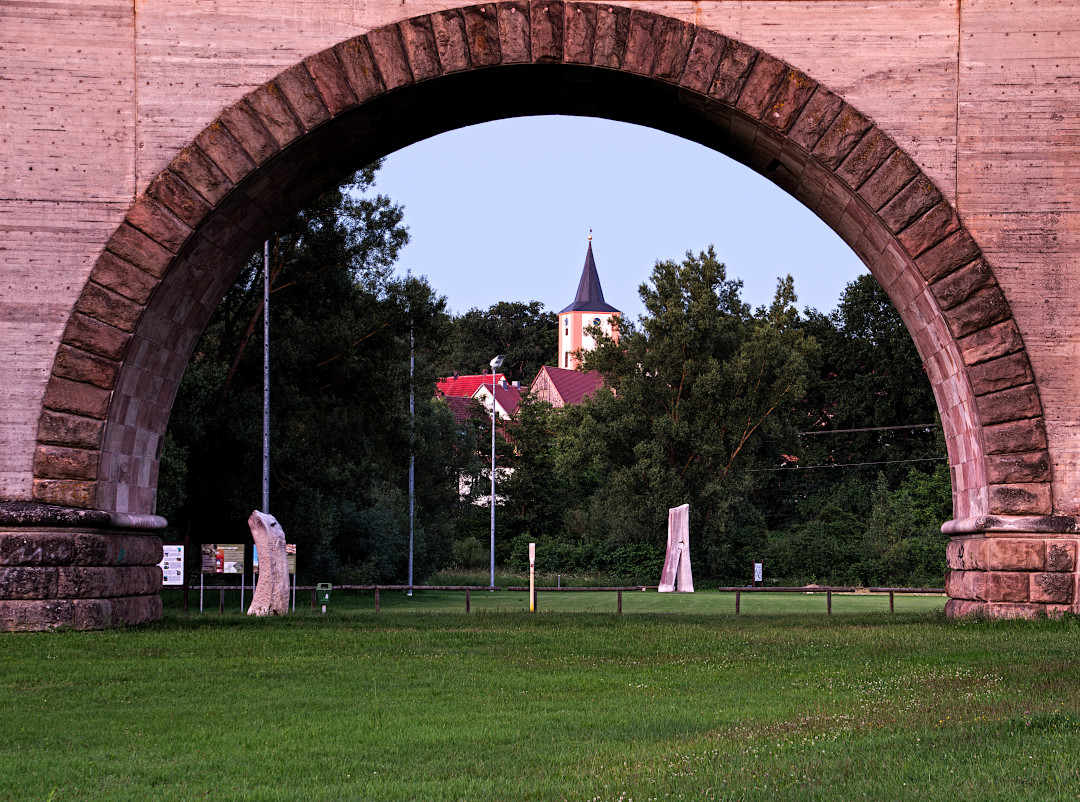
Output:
[{"xmin": 560, "ymin": 236, "xmax": 620, "ymax": 314}]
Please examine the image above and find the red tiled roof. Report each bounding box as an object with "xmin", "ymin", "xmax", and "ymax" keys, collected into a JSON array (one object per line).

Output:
[
  {"xmin": 492, "ymin": 383, "xmax": 524, "ymax": 418},
  {"xmin": 437, "ymin": 373, "xmax": 507, "ymax": 398},
  {"xmin": 444, "ymin": 395, "xmax": 483, "ymax": 425},
  {"xmin": 533, "ymin": 366, "xmax": 605, "ymax": 406}
]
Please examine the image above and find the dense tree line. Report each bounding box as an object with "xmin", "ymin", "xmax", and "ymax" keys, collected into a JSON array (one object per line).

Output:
[{"xmin": 160, "ymin": 166, "xmax": 949, "ymax": 587}]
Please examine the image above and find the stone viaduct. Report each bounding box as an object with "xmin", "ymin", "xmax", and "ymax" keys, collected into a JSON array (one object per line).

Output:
[{"xmin": 2, "ymin": 0, "xmax": 1079, "ymax": 628}]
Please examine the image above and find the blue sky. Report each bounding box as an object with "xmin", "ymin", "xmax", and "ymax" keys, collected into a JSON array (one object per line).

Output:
[{"xmin": 376, "ymin": 115, "xmax": 866, "ymax": 322}]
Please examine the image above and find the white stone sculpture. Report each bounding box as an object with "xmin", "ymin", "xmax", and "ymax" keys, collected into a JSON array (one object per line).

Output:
[
  {"xmin": 247, "ymin": 510, "xmax": 290, "ymax": 615},
  {"xmin": 658, "ymin": 504, "xmax": 694, "ymax": 593}
]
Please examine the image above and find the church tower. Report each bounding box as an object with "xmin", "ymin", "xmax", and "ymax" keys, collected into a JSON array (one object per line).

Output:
[{"xmin": 558, "ymin": 237, "xmax": 621, "ymax": 370}]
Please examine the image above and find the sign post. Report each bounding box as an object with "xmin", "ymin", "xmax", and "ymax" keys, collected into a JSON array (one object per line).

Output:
[
  {"xmin": 529, "ymin": 542, "xmax": 536, "ymax": 613},
  {"xmin": 753, "ymin": 561, "xmax": 763, "ymax": 587}
]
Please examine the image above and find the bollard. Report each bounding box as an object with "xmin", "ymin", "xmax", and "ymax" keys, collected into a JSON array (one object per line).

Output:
[
  {"xmin": 889, "ymin": 590, "xmax": 895, "ymax": 614},
  {"xmin": 465, "ymin": 588, "xmax": 470, "ymax": 613},
  {"xmin": 827, "ymin": 590, "xmax": 832, "ymax": 615},
  {"xmin": 617, "ymin": 589, "xmax": 622, "ymax": 614},
  {"xmin": 735, "ymin": 589, "xmax": 741, "ymax": 615},
  {"xmin": 310, "ymin": 588, "xmax": 316, "ymax": 610}
]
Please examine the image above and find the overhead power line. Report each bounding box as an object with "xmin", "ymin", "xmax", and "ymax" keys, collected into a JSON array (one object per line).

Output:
[
  {"xmin": 750, "ymin": 456, "xmax": 945, "ymax": 473},
  {"xmin": 797, "ymin": 423, "xmax": 940, "ymax": 436}
]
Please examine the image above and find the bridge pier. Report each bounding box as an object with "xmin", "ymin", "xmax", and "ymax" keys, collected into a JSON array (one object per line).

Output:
[
  {"xmin": 944, "ymin": 519, "xmax": 1080, "ymax": 618},
  {"xmin": 0, "ymin": 504, "xmax": 164, "ymax": 631}
]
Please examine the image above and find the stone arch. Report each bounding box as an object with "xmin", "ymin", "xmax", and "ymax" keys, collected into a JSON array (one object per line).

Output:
[{"xmin": 32, "ymin": 3, "xmax": 1049, "ymax": 527}]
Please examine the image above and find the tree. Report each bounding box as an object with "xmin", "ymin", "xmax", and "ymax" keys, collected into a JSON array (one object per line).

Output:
[
  {"xmin": 499, "ymin": 247, "xmax": 817, "ymax": 581},
  {"xmin": 158, "ymin": 165, "xmax": 478, "ymax": 582},
  {"xmin": 437, "ymin": 300, "xmax": 557, "ymax": 383}
]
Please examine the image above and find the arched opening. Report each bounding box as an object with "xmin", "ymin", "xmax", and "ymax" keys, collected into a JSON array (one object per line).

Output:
[{"xmin": 27, "ymin": 5, "xmax": 1055, "ymax": 623}]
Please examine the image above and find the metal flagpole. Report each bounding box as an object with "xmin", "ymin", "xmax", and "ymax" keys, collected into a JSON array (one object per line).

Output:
[{"xmin": 262, "ymin": 239, "xmax": 270, "ymax": 514}]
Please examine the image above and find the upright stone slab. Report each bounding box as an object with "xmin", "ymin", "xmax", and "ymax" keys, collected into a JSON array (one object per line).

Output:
[
  {"xmin": 247, "ymin": 510, "xmax": 289, "ymax": 616},
  {"xmin": 0, "ymin": 502, "xmax": 164, "ymax": 631},
  {"xmin": 658, "ymin": 503, "xmax": 693, "ymax": 593}
]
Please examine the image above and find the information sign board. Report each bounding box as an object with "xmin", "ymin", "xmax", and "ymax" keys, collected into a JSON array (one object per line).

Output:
[
  {"xmin": 753, "ymin": 562, "xmax": 763, "ymax": 583},
  {"xmin": 200, "ymin": 543, "xmax": 244, "ymax": 574},
  {"xmin": 159, "ymin": 545, "xmax": 184, "ymax": 586}
]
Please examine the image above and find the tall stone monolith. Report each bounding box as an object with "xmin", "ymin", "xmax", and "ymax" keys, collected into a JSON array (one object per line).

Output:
[{"xmin": 247, "ymin": 511, "xmax": 289, "ymax": 616}]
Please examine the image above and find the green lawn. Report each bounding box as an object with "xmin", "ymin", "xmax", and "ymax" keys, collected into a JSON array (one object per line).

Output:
[{"xmin": 3, "ymin": 609, "xmax": 1079, "ymax": 800}]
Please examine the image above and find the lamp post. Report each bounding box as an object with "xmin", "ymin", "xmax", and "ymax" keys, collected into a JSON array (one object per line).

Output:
[{"xmin": 488, "ymin": 354, "xmax": 505, "ymax": 589}]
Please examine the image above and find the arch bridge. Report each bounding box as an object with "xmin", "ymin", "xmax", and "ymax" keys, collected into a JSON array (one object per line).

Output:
[{"xmin": 2, "ymin": 0, "xmax": 1079, "ymax": 628}]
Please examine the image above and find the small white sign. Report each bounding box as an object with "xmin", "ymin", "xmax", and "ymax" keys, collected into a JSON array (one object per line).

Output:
[
  {"xmin": 753, "ymin": 562, "xmax": 763, "ymax": 583},
  {"xmin": 160, "ymin": 545, "xmax": 185, "ymax": 586}
]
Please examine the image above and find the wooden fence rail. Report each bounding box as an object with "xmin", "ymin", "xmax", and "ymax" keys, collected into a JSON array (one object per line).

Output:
[{"xmin": 187, "ymin": 584, "xmax": 944, "ymax": 615}]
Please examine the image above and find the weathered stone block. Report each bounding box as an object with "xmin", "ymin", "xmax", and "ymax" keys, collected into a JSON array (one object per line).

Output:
[
  {"xmin": 787, "ymin": 86, "xmax": 844, "ymax": 153},
  {"xmin": 218, "ymin": 100, "xmax": 279, "ymax": 166},
  {"xmin": 75, "ymin": 282, "xmax": 143, "ymax": 333},
  {"xmin": 0, "ymin": 600, "xmax": 74, "ymax": 632},
  {"xmin": 431, "ymin": 10, "xmax": 471, "ymax": 73},
  {"xmin": 399, "ymin": 17, "xmax": 442, "ymax": 81},
  {"xmin": 107, "ymin": 594, "xmax": 163, "ymax": 627},
  {"xmin": 62, "ymin": 313, "xmax": 129, "ymax": 362},
  {"xmin": 762, "ymin": 69, "xmax": 816, "ymax": 133},
  {"xmin": 958, "ymin": 318, "xmax": 1024, "ymax": 368},
  {"xmin": 248, "ymin": 511, "xmax": 290, "ymax": 616},
  {"xmin": 983, "ymin": 417, "xmax": 1048, "ymax": 455},
  {"xmin": 275, "ymin": 63, "xmax": 332, "ymax": 130},
  {"xmin": 946, "ymin": 537, "xmax": 988, "ymax": 570},
  {"xmin": 170, "ymin": 145, "xmax": 234, "ymax": 207},
  {"xmin": 33, "ymin": 445, "xmax": 99, "ymax": 481},
  {"xmin": 51, "ymin": 345, "xmax": 120, "ymax": 391},
  {"xmin": 944, "ymin": 598, "xmax": 986, "ymax": 618},
  {"xmin": 709, "ymin": 39, "xmax": 756, "ymax": 104},
  {"xmin": 125, "ymin": 195, "xmax": 192, "ymax": 253},
  {"xmin": 32, "ymin": 479, "xmax": 97, "ymax": 510},
  {"xmin": 194, "ymin": 123, "xmax": 257, "ymax": 186},
  {"xmin": 0, "ymin": 533, "xmax": 74, "ymax": 566},
  {"xmin": 988, "ymin": 483, "xmax": 1052, "ymax": 515},
  {"xmin": 985, "ymin": 571, "xmax": 1030, "ymax": 602},
  {"xmin": 858, "ymin": 149, "xmax": 919, "ymax": 211},
  {"xmin": 57, "ymin": 565, "xmax": 160, "ymax": 599},
  {"xmin": 652, "ymin": 17, "xmax": 695, "ymax": 81},
  {"xmin": 72, "ymin": 533, "xmax": 163, "ymax": 567},
  {"xmin": 42, "ymin": 376, "xmax": 111, "ymax": 419},
  {"xmin": 679, "ymin": 28, "xmax": 726, "ymax": 94},
  {"xmin": 985, "ymin": 602, "xmax": 1043, "ymax": 620},
  {"xmin": 812, "ymin": 105, "xmax": 871, "ymax": 170},
  {"xmin": 304, "ymin": 50, "xmax": 358, "ymax": 115},
  {"xmin": 915, "ymin": 228, "xmax": 979, "ymax": 283},
  {"xmin": 837, "ymin": 128, "xmax": 894, "ymax": 190},
  {"xmin": 529, "ymin": 1, "xmax": 564, "ymax": 64},
  {"xmin": 880, "ymin": 176, "xmax": 942, "ymax": 235},
  {"xmin": 945, "ymin": 568, "xmax": 984, "ymax": 600},
  {"xmin": 245, "ymin": 83, "xmax": 305, "ymax": 148},
  {"xmin": 107, "ymin": 223, "xmax": 175, "ymax": 278},
  {"xmin": 945, "ymin": 286, "xmax": 1011, "ymax": 339},
  {"xmin": 988, "ymin": 538, "xmax": 1045, "ymax": 571},
  {"xmin": 1045, "ymin": 540, "xmax": 1077, "ymax": 572},
  {"xmin": 985, "ymin": 451, "xmax": 1050, "ymax": 484},
  {"xmin": 930, "ymin": 258, "xmax": 994, "ymax": 311},
  {"xmin": 145, "ymin": 170, "xmax": 212, "ymax": 230},
  {"xmin": 497, "ymin": 2, "xmax": 531, "ymax": 63},
  {"xmin": 968, "ymin": 351, "xmax": 1034, "ymax": 397},
  {"xmin": 976, "ymin": 383, "xmax": 1041, "ymax": 426},
  {"xmin": 1030, "ymin": 572, "xmax": 1073, "ymax": 604},
  {"xmin": 0, "ymin": 567, "xmax": 58, "ymax": 600},
  {"xmin": 735, "ymin": 52, "xmax": 788, "ymax": 120},
  {"xmin": 462, "ymin": 4, "xmax": 503, "ymax": 67}
]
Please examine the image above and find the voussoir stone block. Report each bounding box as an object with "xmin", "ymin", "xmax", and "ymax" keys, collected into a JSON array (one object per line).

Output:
[
  {"xmin": 462, "ymin": 5, "xmax": 502, "ymax": 67},
  {"xmin": 304, "ymin": 49, "xmax": 359, "ymax": 115},
  {"xmin": 431, "ymin": 10, "xmax": 471, "ymax": 73},
  {"xmin": 245, "ymin": 83, "xmax": 305, "ymax": 148},
  {"xmin": 812, "ymin": 105, "xmax": 871, "ymax": 170},
  {"xmin": 146, "ymin": 170, "xmax": 213, "ymax": 230},
  {"xmin": 497, "ymin": 2, "xmax": 531, "ymax": 64},
  {"xmin": 530, "ymin": 1, "xmax": 564, "ymax": 63},
  {"xmin": 982, "ymin": 417, "xmax": 1048, "ymax": 455},
  {"xmin": 1030, "ymin": 572, "xmax": 1073, "ymax": 604},
  {"xmin": 50, "ymin": 346, "xmax": 119, "ymax": 391},
  {"xmin": 985, "ymin": 451, "xmax": 1050, "ymax": 484},
  {"xmin": 125, "ymin": 195, "xmax": 192, "ymax": 253},
  {"xmin": 787, "ymin": 86, "xmax": 844, "ymax": 153},
  {"xmin": 945, "ymin": 286, "xmax": 1011, "ymax": 339},
  {"xmin": 968, "ymin": 352, "xmax": 1034, "ymax": 397},
  {"xmin": 679, "ymin": 28, "xmax": 726, "ymax": 93},
  {"xmin": 988, "ymin": 483, "xmax": 1052, "ymax": 515},
  {"xmin": 42, "ymin": 377, "xmax": 111, "ymax": 420},
  {"xmin": 976, "ymin": 384, "xmax": 1041, "ymax": 426},
  {"xmin": 709, "ymin": 39, "xmax": 756, "ymax": 103},
  {"xmin": 988, "ymin": 538, "xmax": 1045, "ymax": 571},
  {"xmin": 170, "ymin": 145, "xmax": 235, "ymax": 207},
  {"xmin": 218, "ymin": 100, "xmax": 280, "ymax": 166}
]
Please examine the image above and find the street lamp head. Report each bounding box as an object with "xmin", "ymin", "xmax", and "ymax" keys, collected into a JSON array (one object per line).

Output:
[{"xmin": 490, "ymin": 354, "xmax": 506, "ymax": 370}]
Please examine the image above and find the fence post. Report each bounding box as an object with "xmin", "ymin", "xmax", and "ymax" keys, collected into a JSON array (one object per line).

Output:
[
  {"xmin": 827, "ymin": 590, "xmax": 832, "ymax": 615},
  {"xmin": 466, "ymin": 588, "xmax": 470, "ymax": 614},
  {"xmin": 375, "ymin": 588, "xmax": 380, "ymax": 613},
  {"xmin": 890, "ymin": 590, "xmax": 895, "ymax": 614},
  {"xmin": 735, "ymin": 589, "xmax": 740, "ymax": 615},
  {"xmin": 617, "ymin": 589, "xmax": 622, "ymax": 614},
  {"xmin": 219, "ymin": 588, "xmax": 225, "ymax": 614}
]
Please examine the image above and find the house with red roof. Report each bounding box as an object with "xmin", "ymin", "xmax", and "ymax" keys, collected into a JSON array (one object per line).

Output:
[
  {"xmin": 529, "ymin": 366, "xmax": 605, "ymax": 408},
  {"xmin": 472, "ymin": 379, "xmax": 524, "ymax": 420},
  {"xmin": 436, "ymin": 372, "xmax": 506, "ymax": 399}
]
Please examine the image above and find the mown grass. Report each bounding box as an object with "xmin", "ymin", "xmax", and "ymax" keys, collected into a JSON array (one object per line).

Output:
[{"xmin": 2, "ymin": 610, "xmax": 1080, "ymax": 800}]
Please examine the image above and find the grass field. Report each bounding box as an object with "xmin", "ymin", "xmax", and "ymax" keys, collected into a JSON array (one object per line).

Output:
[{"xmin": 3, "ymin": 603, "xmax": 1080, "ymax": 800}]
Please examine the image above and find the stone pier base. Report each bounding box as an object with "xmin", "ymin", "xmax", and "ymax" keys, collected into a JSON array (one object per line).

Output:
[
  {"xmin": 0, "ymin": 503, "xmax": 165, "ymax": 631},
  {"xmin": 944, "ymin": 517, "xmax": 1080, "ymax": 619}
]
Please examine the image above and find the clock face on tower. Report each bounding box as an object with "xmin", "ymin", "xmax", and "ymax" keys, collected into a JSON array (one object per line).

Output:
[{"xmin": 592, "ymin": 317, "xmax": 601, "ymax": 326}]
